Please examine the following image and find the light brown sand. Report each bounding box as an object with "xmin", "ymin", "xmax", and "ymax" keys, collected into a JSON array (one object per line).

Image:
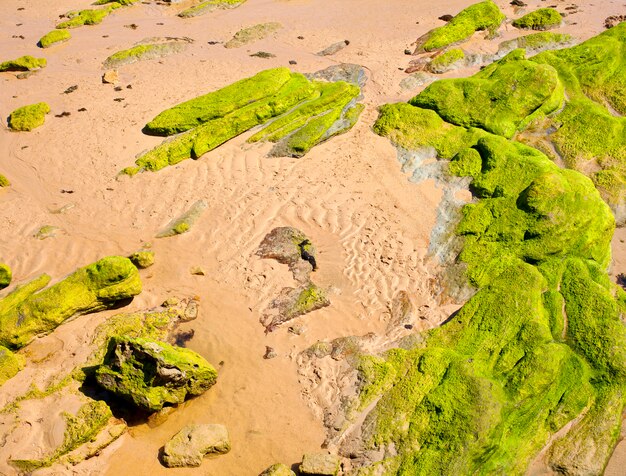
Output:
[{"xmin": 0, "ymin": 0, "xmax": 624, "ymax": 475}]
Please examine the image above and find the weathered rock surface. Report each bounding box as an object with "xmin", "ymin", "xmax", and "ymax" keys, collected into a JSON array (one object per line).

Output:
[
  {"xmin": 260, "ymin": 463, "xmax": 296, "ymax": 476},
  {"xmin": 161, "ymin": 424, "xmax": 230, "ymax": 467},
  {"xmin": 300, "ymin": 452, "xmax": 341, "ymax": 475},
  {"xmin": 95, "ymin": 336, "xmax": 217, "ymax": 412}
]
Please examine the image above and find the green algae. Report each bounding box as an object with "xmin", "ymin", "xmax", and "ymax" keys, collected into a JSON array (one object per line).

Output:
[
  {"xmin": 512, "ymin": 8, "xmax": 562, "ymax": 31},
  {"xmin": 0, "ymin": 55, "xmax": 46, "ymax": 72},
  {"xmin": 428, "ymin": 48, "xmax": 465, "ymax": 74},
  {"xmin": 0, "ymin": 346, "xmax": 23, "ymax": 386},
  {"xmin": 224, "ymin": 22, "xmax": 282, "ymax": 49},
  {"xmin": 0, "ymin": 264, "xmax": 11, "ymax": 290},
  {"xmin": 0, "ymin": 256, "xmax": 142, "ymax": 350},
  {"xmin": 56, "ymin": 4, "xmax": 120, "ymax": 29},
  {"xmin": 178, "ymin": 0, "xmax": 246, "ymax": 18},
  {"xmin": 11, "ymin": 400, "xmax": 112, "ymax": 471},
  {"xmin": 0, "ymin": 174, "xmax": 9, "ymax": 187},
  {"xmin": 144, "ymin": 67, "xmax": 293, "ymax": 136},
  {"xmin": 498, "ymin": 32, "xmax": 573, "ymax": 56},
  {"xmin": 103, "ymin": 39, "xmax": 191, "ymax": 69},
  {"xmin": 415, "ymin": 1, "xmax": 505, "ymax": 53},
  {"xmin": 410, "ymin": 50, "xmax": 564, "ymax": 138},
  {"xmin": 95, "ymin": 336, "xmax": 217, "ymax": 412},
  {"xmin": 8, "ymin": 103, "xmax": 50, "ymax": 132},
  {"xmin": 39, "ymin": 29, "xmax": 71, "ymax": 48},
  {"xmin": 128, "ymin": 251, "xmax": 154, "ymax": 269}
]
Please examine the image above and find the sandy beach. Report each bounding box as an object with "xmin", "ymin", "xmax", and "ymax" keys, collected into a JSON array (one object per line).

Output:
[{"xmin": 1, "ymin": 0, "xmax": 625, "ymax": 474}]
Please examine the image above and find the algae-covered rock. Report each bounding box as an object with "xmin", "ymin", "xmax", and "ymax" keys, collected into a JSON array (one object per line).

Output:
[
  {"xmin": 0, "ymin": 345, "xmax": 23, "ymax": 385},
  {"xmin": 0, "ymin": 174, "xmax": 9, "ymax": 187},
  {"xmin": 0, "ymin": 256, "xmax": 142, "ymax": 349},
  {"xmin": 427, "ymin": 48, "xmax": 466, "ymax": 74},
  {"xmin": 497, "ymin": 32, "xmax": 573, "ymax": 56},
  {"xmin": 299, "ymin": 452, "xmax": 341, "ymax": 476},
  {"xmin": 39, "ymin": 29, "xmax": 71, "ymax": 48},
  {"xmin": 128, "ymin": 67, "xmax": 364, "ymax": 172},
  {"xmin": 414, "ymin": 0, "xmax": 505, "ymax": 53},
  {"xmin": 411, "ymin": 50, "xmax": 563, "ymax": 138},
  {"xmin": 257, "ymin": 226, "xmax": 317, "ymax": 277},
  {"xmin": 103, "ymin": 37, "xmax": 193, "ymax": 69},
  {"xmin": 161, "ymin": 424, "xmax": 230, "ymax": 467},
  {"xmin": 224, "ymin": 22, "xmax": 282, "ymax": 48},
  {"xmin": 178, "ymin": 0, "xmax": 246, "ymax": 18},
  {"xmin": 10, "ymin": 400, "xmax": 113, "ymax": 471},
  {"xmin": 260, "ymin": 463, "xmax": 296, "ymax": 476},
  {"xmin": 0, "ymin": 264, "xmax": 11, "ymax": 290},
  {"xmin": 34, "ymin": 225, "xmax": 61, "ymax": 240},
  {"xmin": 56, "ymin": 4, "xmax": 120, "ymax": 29},
  {"xmin": 8, "ymin": 103, "xmax": 50, "ymax": 132},
  {"xmin": 512, "ymin": 8, "xmax": 562, "ymax": 31},
  {"xmin": 129, "ymin": 251, "xmax": 155, "ymax": 268},
  {"xmin": 0, "ymin": 55, "xmax": 46, "ymax": 72},
  {"xmin": 95, "ymin": 336, "xmax": 217, "ymax": 412},
  {"xmin": 156, "ymin": 200, "xmax": 207, "ymax": 238}
]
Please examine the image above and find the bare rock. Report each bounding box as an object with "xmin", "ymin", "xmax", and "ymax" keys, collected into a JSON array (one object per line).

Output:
[
  {"xmin": 260, "ymin": 463, "xmax": 296, "ymax": 476},
  {"xmin": 317, "ymin": 40, "xmax": 350, "ymax": 56},
  {"xmin": 300, "ymin": 452, "xmax": 341, "ymax": 475},
  {"xmin": 162, "ymin": 424, "xmax": 230, "ymax": 467},
  {"xmin": 102, "ymin": 70, "xmax": 119, "ymax": 84}
]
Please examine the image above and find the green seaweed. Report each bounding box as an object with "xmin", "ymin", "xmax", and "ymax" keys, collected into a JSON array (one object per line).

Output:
[
  {"xmin": 39, "ymin": 29, "xmax": 71, "ymax": 48},
  {"xmin": 0, "ymin": 256, "xmax": 142, "ymax": 349},
  {"xmin": 512, "ymin": 8, "xmax": 562, "ymax": 31},
  {"xmin": 416, "ymin": 1, "xmax": 505, "ymax": 53},
  {"xmin": 11, "ymin": 400, "xmax": 112, "ymax": 471},
  {"xmin": 178, "ymin": 0, "xmax": 246, "ymax": 18},
  {"xmin": 95, "ymin": 336, "xmax": 217, "ymax": 412},
  {"xmin": 8, "ymin": 103, "xmax": 50, "ymax": 132},
  {"xmin": 0, "ymin": 346, "xmax": 23, "ymax": 386},
  {"xmin": 0, "ymin": 264, "xmax": 11, "ymax": 290},
  {"xmin": 56, "ymin": 4, "xmax": 120, "ymax": 29},
  {"xmin": 0, "ymin": 55, "xmax": 46, "ymax": 72}
]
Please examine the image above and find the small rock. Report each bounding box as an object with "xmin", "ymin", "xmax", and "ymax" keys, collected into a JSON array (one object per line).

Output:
[
  {"xmin": 317, "ymin": 40, "xmax": 350, "ymax": 56},
  {"xmin": 163, "ymin": 297, "xmax": 181, "ymax": 307},
  {"xmin": 404, "ymin": 49, "xmax": 412, "ymax": 55},
  {"xmin": 250, "ymin": 51, "xmax": 276, "ymax": 58},
  {"xmin": 438, "ymin": 14, "xmax": 453, "ymax": 22},
  {"xmin": 162, "ymin": 424, "xmax": 230, "ymax": 468},
  {"xmin": 510, "ymin": 0, "xmax": 526, "ymax": 5},
  {"xmin": 102, "ymin": 70, "xmax": 119, "ymax": 84},
  {"xmin": 183, "ymin": 299, "xmax": 199, "ymax": 321},
  {"xmin": 260, "ymin": 463, "xmax": 296, "ymax": 476},
  {"xmin": 190, "ymin": 266, "xmax": 205, "ymax": 276},
  {"xmin": 63, "ymin": 85, "xmax": 78, "ymax": 94},
  {"xmin": 288, "ymin": 323, "xmax": 305, "ymax": 335},
  {"xmin": 300, "ymin": 452, "xmax": 341, "ymax": 476},
  {"xmin": 129, "ymin": 251, "xmax": 155, "ymax": 269},
  {"xmin": 34, "ymin": 225, "xmax": 60, "ymax": 240},
  {"xmin": 263, "ymin": 346, "xmax": 277, "ymax": 359}
]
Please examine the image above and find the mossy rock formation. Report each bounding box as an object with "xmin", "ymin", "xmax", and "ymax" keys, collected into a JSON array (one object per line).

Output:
[
  {"xmin": 8, "ymin": 103, "xmax": 50, "ymax": 131},
  {"xmin": 95, "ymin": 336, "xmax": 217, "ymax": 412},
  {"xmin": 0, "ymin": 345, "xmax": 23, "ymax": 386},
  {"xmin": 178, "ymin": 0, "xmax": 246, "ymax": 18},
  {"xmin": 56, "ymin": 4, "xmax": 121, "ymax": 29},
  {"xmin": 39, "ymin": 29, "xmax": 71, "ymax": 48},
  {"xmin": 125, "ymin": 67, "xmax": 364, "ymax": 174},
  {"xmin": 512, "ymin": 8, "xmax": 563, "ymax": 31},
  {"xmin": 0, "ymin": 174, "xmax": 9, "ymax": 187},
  {"xmin": 103, "ymin": 37, "xmax": 193, "ymax": 69},
  {"xmin": 0, "ymin": 55, "xmax": 46, "ymax": 72},
  {"xmin": 497, "ymin": 32, "xmax": 573, "ymax": 56},
  {"xmin": 0, "ymin": 256, "xmax": 142, "ymax": 349},
  {"xmin": 356, "ymin": 24, "xmax": 626, "ymax": 476},
  {"xmin": 413, "ymin": 1, "xmax": 505, "ymax": 53},
  {"xmin": 0, "ymin": 264, "xmax": 11, "ymax": 290}
]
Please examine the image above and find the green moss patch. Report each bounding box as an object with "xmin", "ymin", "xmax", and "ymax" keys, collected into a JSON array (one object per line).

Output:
[
  {"xmin": 39, "ymin": 29, "xmax": 71, "ymax": 48},
  {"xmin": 224, "ymin": 22, "xmax": 282, "ymax": 49},
  {"xmin": 103, "ymin": 38, "xmax": 192, "ymax": 69},
  {"xmin": 0, "ymin": 256, "xmax": 142, "ymax": 349},
  {"xmin": 8, "ymin": 103, "xmax": 50, "ymax": 132},
  {"xmin": 513, "ymin": 8, "xmax": 563, "ymax": 31},
  {"xmin": 57, "ymin": 4, "xmax": 120, "ymax": 29},
  {"xmin": 0, "ymin": 346, "xmax": 23, "ymax": 386},
  {"xmin": 0, "ymin": 55, "xmax": 46, "ymax": 72},
  {"xmin": 178, "ymin": 0, "xmax": 246, "ymax": 18},
  {"xmin": 414, "ymin": 1, "xmax": 505, "ymax": 53},
  {"xmin": 95, "ymin": 336, "xmax": 217, "ymax": 412}
]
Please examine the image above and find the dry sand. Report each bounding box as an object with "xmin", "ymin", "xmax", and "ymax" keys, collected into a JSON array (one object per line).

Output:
[{"xmin": 0, "ymin": 0, "xmax": 625, "ymax": 475}]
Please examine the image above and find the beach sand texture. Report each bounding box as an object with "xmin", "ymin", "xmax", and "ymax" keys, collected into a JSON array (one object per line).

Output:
[{"xmin": 1, "ymin": 0, "xmax": 625, "ymax": 475}]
